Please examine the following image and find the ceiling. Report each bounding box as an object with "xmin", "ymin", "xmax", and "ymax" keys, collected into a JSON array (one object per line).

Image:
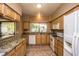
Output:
[{"xmin": 20, "ymin": 3, "xmax": 61, "ymax": 16}]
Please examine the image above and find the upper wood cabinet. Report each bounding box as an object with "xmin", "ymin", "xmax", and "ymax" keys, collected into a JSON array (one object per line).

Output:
[
  {"xmin": 52, "ymin": 16, "xmax": 64, "ymax": 29},
  {"xmin": 23, "ymin": 22, "xmax": 29, "ymax": 29},
  {"xmin": 0, "ymin": 3, "xmax": 3, "ymax": 15},
  {"xmin": 4, "ymin": 5, "xmax": 15, "ymax": 21},
  {"xmin": 15, "ymin": 13, "xmax": 20, "ymax": 21}
]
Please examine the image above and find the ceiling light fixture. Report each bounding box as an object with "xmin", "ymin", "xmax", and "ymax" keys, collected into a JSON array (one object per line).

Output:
[{"xmin": 37, "ymin": 4, "xmax": 42, "ymax": 8}]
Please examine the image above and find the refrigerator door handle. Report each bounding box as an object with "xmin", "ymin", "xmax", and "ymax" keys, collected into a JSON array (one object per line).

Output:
[
  {"xmin": 75, "ymin": 36, "xmax": 79, "ymax": 56},
  {"xmin": 72, "ymin": 35, "xmax": 76, "ymax": 56}
]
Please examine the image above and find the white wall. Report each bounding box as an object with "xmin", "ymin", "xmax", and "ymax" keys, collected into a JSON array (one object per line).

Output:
[{"xmin": 6, "ymin": 3, "xmax": 22, "ymax": 15}]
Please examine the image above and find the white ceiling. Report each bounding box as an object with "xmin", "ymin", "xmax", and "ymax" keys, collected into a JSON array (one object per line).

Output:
[{"xmin": 20, "ymin": 3, "xmax": 61, "ymax": 16}]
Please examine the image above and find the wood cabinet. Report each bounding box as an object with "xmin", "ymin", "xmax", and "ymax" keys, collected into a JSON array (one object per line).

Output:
[
  {"xmin": 35, "ymin": 34, "xmax": 50, "ymax": 45},
  {"xmin": 16, "ymin": 40, "xmax": 27, "ymax": 56},
  {"xmin": 16, "ymin": 42, "xmax": 23, "ymax": 56},
  {"xmin": 22, "ymin": 40, "xmax": 27, "ymax": 56},
  {"xmin": 47, "ymin": 34, "xmax": 50, "ymax": 45},
  {"xmin": 0, "ymin": 3, "xmax": 3, "ymax": 15},
  {"xmin": 41, "ymin": 34, "xmax": 47, "ymax": 45},
  {"xmin": 6, "ymin": 39, "xmax": 27, "ymax": 56},
  {"xmin": 15, "ymin": 13, "xmax": 20, "ymax": 21},
  {"xmin": 54, "ymin": 37, "xmax": 63, "ymax": 56},
  {"xmin": 36, "ymin": 34, "xmax": 41, "ymax": 45},
  {"xmin": 7, "ymin": 49, "xmax": 16, "ymax": 56},
  {"xmin": 23, "ymin": 22, "xmax": 29, "ymax": 30},
  {"xmin": 4, "ymin": 4, "xmax": 15, "ymax": 21},
  {"xmin": 57, "ymin": 37, "xmax": 63, "ymax": 56},
  {"xmin": 52, "ymin": 16, "xmax": 64, "ymax": 29}
]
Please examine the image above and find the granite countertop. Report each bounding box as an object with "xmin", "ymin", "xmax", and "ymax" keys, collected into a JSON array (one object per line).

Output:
[
  {"xmin": 0, "ymin": 38, "xmax": 25, "ymax": 56},
  {"xmin": 0, "ymin": 35, "xmax": 14, "ymax": 40}
]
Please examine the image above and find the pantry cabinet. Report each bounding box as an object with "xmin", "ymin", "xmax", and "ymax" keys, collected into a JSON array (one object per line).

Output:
[{"xmin": 4, "ymin": 5, "xmax": 15, "ymax": 21}]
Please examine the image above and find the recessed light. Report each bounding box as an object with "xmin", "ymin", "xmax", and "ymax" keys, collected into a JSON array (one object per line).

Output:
[{"xmin": 37, "ymin": 4, "xmax": 42, "ymax": 8}]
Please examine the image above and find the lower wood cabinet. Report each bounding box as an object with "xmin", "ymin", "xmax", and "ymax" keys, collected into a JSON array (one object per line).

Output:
[
  {"xmin": 6, "ymin": 39, "xmax": 27, "ymax": 56},
  {"xmin": 7, "ymin": 49, "xmax": 16, "ymax": 56},
  {"xmin": 16, "ymin": 42, "xmax": 23, "ymax": 56},
  {"xmin": 36, "ymin": 34, "xmax": 41, "ymax": 45},
  {"xmin": 47, "ymin": 34, "xmax": 50, "ymax": 45},
  {"xmin": 41, "ymin": 34, "xmax": 47, "ymax": 45},
  {"xmin": 54, "ymin": 37, "xmax": 63, "ymax": 56},
  {"xmin": 36, "ymin": 34, "xmax": 50, "ymax": 45}
]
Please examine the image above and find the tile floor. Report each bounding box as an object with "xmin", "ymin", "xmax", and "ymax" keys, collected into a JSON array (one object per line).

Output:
[{"xmin": 26, "ymin": 45, "xmax": 56, "ymax": 56}]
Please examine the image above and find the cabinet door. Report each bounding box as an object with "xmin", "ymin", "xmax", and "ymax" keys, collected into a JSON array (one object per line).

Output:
[
  {"xmin": 47, "ymin": 34, "xmax": 50, "ymax": 45},
  {"xmin": 41, "ymin": 34, "xmax": 47, "ymax": 45},
  {"xmin": 23, "ymin": 22, "xmax": 29, "ymax": 29},
  {"xmin": 15, "ymin": 13, "xmax": 20, "ymax": 21},
  {"xmin": 7, "ymin": 49, "xmax": 16, "ymax": 56},
  {"xmin": 16, "ymin": 43, "xmax": 22, "ymax": 56},
  {"xmin": 4, "ymin": 5, "xmax": 15, "ymax": 20},
  {"xmin": 57, "ymin": 37, "xmax": 63, "ymax": 56},
  {"xmin": 54, "ymin": 38, "xmax": 58, "ymax": 55},
  {"xmin": 0, "ymin": 3, "xmax": 3, "ymax": 15},
  {"xmin": 36, "ymin": 34, "xmax": 41, "ymax": 45},
  {"xmin": 59, "ymin": 17, "xmax": 64, "ymax": 29},
  {"xmin": 22, "ymin": 40, "xmax": 27, "ymax": 56}
]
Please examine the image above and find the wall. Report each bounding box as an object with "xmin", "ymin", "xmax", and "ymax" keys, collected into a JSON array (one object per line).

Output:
[
  {"xmin": 50, "ymin": 3, "xmax": 79, "ymax": 21},
  {"xmin": 22, "ymin": 16, "xmax": 50, "ymax": 32},
  {"xmin": 23, "ymin": 16, "xmax": 49, "ymax": 23},
  {"xmin": 6, "ymin": 3, "xmax": 22, "ymax": 15}
]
